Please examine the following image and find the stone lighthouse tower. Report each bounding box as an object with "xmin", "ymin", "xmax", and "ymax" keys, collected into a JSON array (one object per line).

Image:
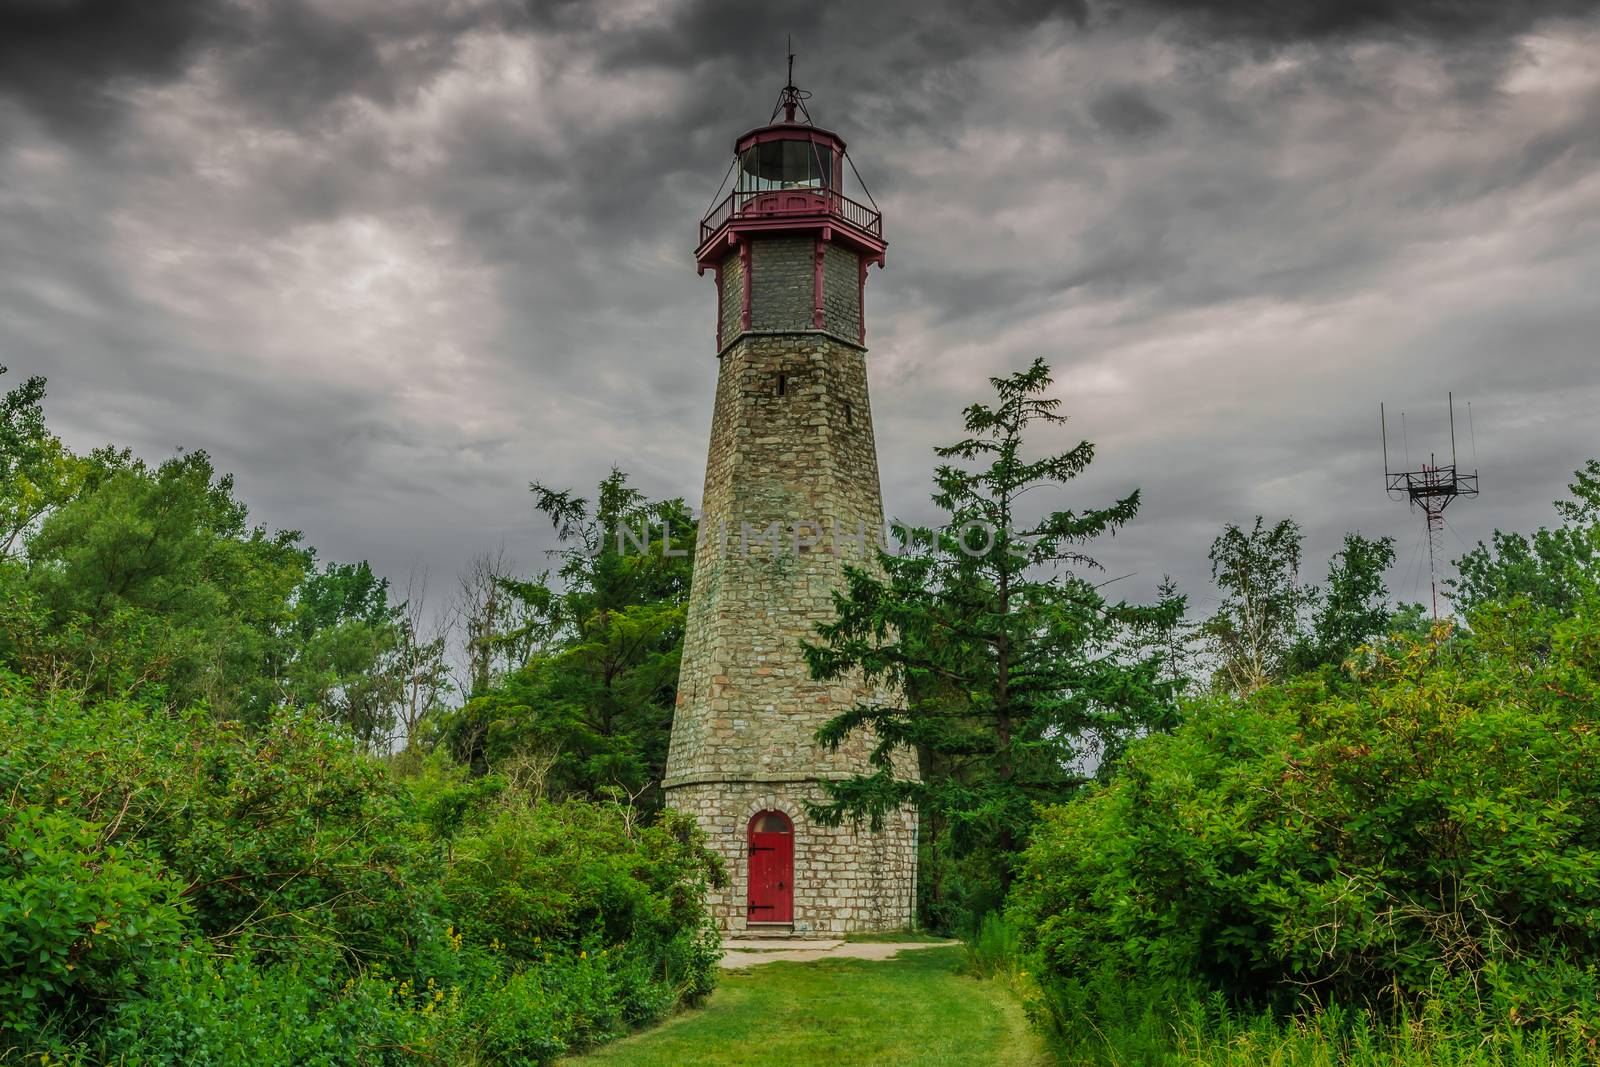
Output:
[{"xmin": 664, "ymin": 80, "xmax": 918, "ymax": 936}]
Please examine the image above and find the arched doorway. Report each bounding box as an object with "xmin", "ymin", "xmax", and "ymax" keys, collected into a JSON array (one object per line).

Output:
[{"xmin": 746, "ymin": 810, "xmax": 793, "ymax": 924}]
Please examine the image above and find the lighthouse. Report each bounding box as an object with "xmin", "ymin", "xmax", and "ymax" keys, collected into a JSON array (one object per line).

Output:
[{"xmin": 663, "ymin": 78, "xmax": 919, "ymax": 936}]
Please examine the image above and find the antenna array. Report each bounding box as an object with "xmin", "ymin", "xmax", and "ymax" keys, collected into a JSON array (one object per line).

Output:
[{"xmin": 1381, "ymin": 393, "xmax": 1480, "ymax": 620}]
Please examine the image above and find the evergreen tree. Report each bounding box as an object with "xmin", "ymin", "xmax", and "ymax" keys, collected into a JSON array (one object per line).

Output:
[{"xmin": 802, "ymin": 359, "xmax": 1182, "ymax": 921}]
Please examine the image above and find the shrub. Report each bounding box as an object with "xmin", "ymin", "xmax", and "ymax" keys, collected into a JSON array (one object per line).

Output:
[
  {"xmin": 94, "ymin": 945, "xmax": 458, "ymax": 1067},
  {"xmin": 0, "ymin": 806, "xmax": 185, "ymax": 1047},
  {"xmin": 0, "ymin": 676, "xmax": 724, "ymax": 1062},
  {"xmin": 441, "ymin": 800, "xmax": 723, "ymax": 1011},
  {"xmin": 1011, "ymin": 595, "xmax": 1600, "ymax": 1040},
  {"xmin": 0, "ymin": 683, "xmax": 441, "ymax": 972}
]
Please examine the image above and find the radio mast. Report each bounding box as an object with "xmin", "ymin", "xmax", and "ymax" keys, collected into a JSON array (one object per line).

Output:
[{"xmin": 1381, "ymin": 393, "xmax": 1480, "ymax": 620}]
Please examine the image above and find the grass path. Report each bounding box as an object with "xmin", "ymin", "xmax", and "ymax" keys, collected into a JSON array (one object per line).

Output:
[{"xmin": 572, "ymin": 946, "xmax": 1047, "ymax": 1067}]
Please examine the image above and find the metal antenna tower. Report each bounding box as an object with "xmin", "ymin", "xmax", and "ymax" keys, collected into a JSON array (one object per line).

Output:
[{"xmin": 1381, "ymin": 393, "xmax": 1480, "ymax": 620}]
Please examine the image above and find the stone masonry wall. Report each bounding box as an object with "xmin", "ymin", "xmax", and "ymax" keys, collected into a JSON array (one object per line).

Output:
[
  {"xmin": 671, "ymin": 781, "xmax": 916, "ymax": 936},
  {"xmin": 666, "ymin": 329, "xmax": 908, "ymax": 785},
  {"xmin": 822, "ymin": 243, "xmax": 862, "ymax": 341},
  {"xmin": 669, "ymin": 232, "xmax": 915, "ymax": 933},
  {"xmin": 748, "ymin": 236, "xmax": 814, "ymax": 332},
  {"xmin": 717, "ymin": 252, "xmax": 744, "ymax": 345}
]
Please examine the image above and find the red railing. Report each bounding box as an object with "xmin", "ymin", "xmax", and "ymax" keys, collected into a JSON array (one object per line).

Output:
[{"xmin": 699, "ymin": 189, "xmax": 883, "ymax": 246}]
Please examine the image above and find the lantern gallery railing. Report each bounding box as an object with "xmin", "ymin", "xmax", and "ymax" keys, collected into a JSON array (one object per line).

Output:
[{"xmin": 699, "ymin": 189, "xmax": 883, "ymax": 246}]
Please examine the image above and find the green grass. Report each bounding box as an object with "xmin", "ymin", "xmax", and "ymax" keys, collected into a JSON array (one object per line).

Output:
[
  {"xmin": 569, "ymin": 946, "xmax": 1046, "ymax": 1066},
  {"xmin": 1039, "ymin": 976, "xmax": 1593, "ymax": 1067}
]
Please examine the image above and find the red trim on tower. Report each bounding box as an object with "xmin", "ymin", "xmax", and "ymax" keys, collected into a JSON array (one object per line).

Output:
[
  {"xmin": 739, "ymin": 239, "xmax": 752, "ymax": 332},
  {"xmin": 813, "ymin": 237, "xmax": 826, "ymax": 329}
]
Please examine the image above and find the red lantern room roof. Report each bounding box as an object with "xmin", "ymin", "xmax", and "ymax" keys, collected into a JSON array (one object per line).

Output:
[{"xmin": 695, "ymin": 81, "xmax": 885, "ymax": 271}]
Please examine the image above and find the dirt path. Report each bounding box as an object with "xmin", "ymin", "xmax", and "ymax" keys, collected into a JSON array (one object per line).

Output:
[{"xmin": 717, "ymin": 937, "xmax": 954, "ymax": 968}]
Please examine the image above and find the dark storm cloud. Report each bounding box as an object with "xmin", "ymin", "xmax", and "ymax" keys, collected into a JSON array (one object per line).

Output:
[
  {"xmin": 1088, "ymin": 86, "xmax": 1171, "ymax": 137},
  {"xmin": 2, "ymin": 0, "xmax": 1597, "ymax": 621},
  {"xmin": 0, "ymin": 0, "xmax": 218, "ymax": 130},
  {"xmin": 1126, "ymin": 0, "xmax": 1600, "ymax": 41}
]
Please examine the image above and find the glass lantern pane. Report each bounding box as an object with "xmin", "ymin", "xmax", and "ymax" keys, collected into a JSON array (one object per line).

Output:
[{"xmin": 781, "ymin": 140, "xmax": 810, "ymax": 186}]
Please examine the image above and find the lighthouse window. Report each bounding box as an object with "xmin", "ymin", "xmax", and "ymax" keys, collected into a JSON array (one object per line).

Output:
[{"xmin": 739, "ymin": 140, "xmax": 833, "ymax": 192}]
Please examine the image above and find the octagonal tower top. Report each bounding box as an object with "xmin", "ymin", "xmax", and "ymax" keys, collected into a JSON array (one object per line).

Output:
[{"xmin": 696, "ymin": 76, "xmax": 885, "ymax": 271}]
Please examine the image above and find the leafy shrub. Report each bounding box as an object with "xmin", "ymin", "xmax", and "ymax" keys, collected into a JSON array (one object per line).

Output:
[
  {"xmin": 0, "ymin": 676, "xmax": 723, "ymax": 1063},
  {"xmin": 0, "ymin": 683, "xmax": 441, "ymax": 973},
  {"xmin": 441, "ymin": 799, "xmax": 723, "ymax": 1035},
  {"xmin": 94, "ymin": 945, "xmax": 457, "ymax": 1067},
  {"xmin": 0, "ymin": 806, "xmax": 185, "ymax": 1046},
  {"xmin": 443, "ymin": 802, "xmax": 719, "ymax": 961},
  {"xmin": 1011, "ymin": 595, "xmax": 1600, "ymax": 1039},
  {"xmin": 462, "ymin": 951, "xmax": 623, "ymax": 1064}
]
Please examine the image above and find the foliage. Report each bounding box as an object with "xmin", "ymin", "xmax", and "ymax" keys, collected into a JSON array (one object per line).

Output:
[
  {"xmin": 1200, "ymin": 516, "xmax": 1313, "ymax": 692},
  {"xmin": 0, "ymin": 805, "xmax": 186, "ymax": 1041},
  {"xmin": 1453, "ymin": 460, "xmax": 1600, "ymax": 619},
  {"xmin": 440, "ymin": 801, "xmax": 723, "ymax": 1005},
  {"xmin": 1033, "ymin": 970, "xmax": 1591, "ymax": 1067},
  {"xmin": 8, "ymin": 448, "xmax": 309, "ymax": 717},
  {"xmin": 1011, "ymin": 586, "xmax": 1600, "ymax": 1048},
  {"xmin": 803, "ymin": 358, "xmax": 1182, "ymax": 927},
  {"xmin": 1294, "ymin": 532, "xmax": 1398, "ymax": 671},
  {"xmin": 281, "ymin": 559, "xmax": 407, "ymax": 745},
  {"xmin": 0, "ymin": 675, "xmax": 722, "ymax": 1063},
  {"xmin": 0, "ymin": 681, "xmax": 443, "ymax": 968},
  {"xmin": 0, "ymin": 367, "xmax": 88, "ymax": 560},
  {"xmin": 0, "ymin": 404, "xmax": 442, "ymax": 744},
  {"xmin": 1201, "ymin": 518, "xmax": 1398, "ymax": 692},
  {"xmin": 434, "ymin": 469, "xmax": 695, "ymax": 808}
]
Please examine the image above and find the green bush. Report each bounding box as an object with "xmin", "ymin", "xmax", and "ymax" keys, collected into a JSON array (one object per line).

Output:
[
  {"xmin": 94, "ymin": 945, "xmax": 456, "ymax": 1067},
  {"xmin": 444, "ymin": 802, "xmax": 718, "ymax": 961},
  {"xmin": 0, "ymin": 805, "xmax": 185, "ymax": 1045},
  {"xmin": 0, "ymin": 676, "xmax": 723, "ymax": 1063},
  {"xmin": 441, "ymin": 799, "xmax": 723, "ymax": 1034},
  {"xmin": 0, "ymin": 682, "xmax": 441, "ymax": 972},
  {"xmin": 1011, "ymin": 595, "xmax": 1600, "ymax": 1043}
]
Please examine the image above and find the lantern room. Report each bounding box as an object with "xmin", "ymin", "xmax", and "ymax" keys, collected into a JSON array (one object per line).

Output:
[
  {"xmin": 696, "ymin": 83, "xmax": 885, "ymax": 272},
  {"xmin": 736, "ymin": 127, "xmax": 841, "ymax": 195}
]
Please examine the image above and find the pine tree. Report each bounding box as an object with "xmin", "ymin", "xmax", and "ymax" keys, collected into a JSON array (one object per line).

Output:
[{"xmin": 802, "ymin": 359, "xmax": 1182, "ymax": 916}]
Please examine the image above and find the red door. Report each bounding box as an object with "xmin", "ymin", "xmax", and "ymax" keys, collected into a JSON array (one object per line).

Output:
[{"xmin": 747, "ymin": 811, "xmax": 793, "ymax": 924}]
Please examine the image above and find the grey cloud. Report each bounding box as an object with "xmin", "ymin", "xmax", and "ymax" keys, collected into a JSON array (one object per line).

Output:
[
  {"xmin": 1125, "ymin": 0, "xmax": 1600, "ymax": 41},
  {"xmin": 0, "ymin": 0, "xmax": 217, "ymax": 131},
  {"xmin": 1089, "ymin": 86, "xmax": 1171, "ymax": 137},
  {"xmin": 2, "ymin": 0, "xmax": 1598, "ymax": 621}
]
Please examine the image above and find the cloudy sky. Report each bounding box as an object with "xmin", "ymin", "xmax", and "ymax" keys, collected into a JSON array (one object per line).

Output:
[{"xmin": 3, "ymin": 0, "xmax": 1598, "ymax": 618}]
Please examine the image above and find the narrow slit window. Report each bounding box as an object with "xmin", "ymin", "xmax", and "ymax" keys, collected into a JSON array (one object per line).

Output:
[
  {"xmin": 844, "ymin": 401, "xmax": 853, "ymax": 426},
  {"xmin": 777, "ymin": 373, "xmax": 787, "ymax": 397}
]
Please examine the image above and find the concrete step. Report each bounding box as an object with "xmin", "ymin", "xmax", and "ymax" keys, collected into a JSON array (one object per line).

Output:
[{"xmin": 723, "ymin": 937, "xmax": 842, "ymax": 952}]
